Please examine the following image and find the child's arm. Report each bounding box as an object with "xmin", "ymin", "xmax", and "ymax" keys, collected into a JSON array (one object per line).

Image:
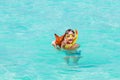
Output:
[
  {"xmin": 52, "ymin": 40, "xmax": 61, "ymax": 50},
  {"xmin": 61, "ymin": 40, "xmax": 67, "ymax": 49},
  {"xmin": 52, "ymin": 40, "xmax": 56, "ymax": 47},
  {"xmin": 71, "ymin": 44, "xmax": 80, "ymax": 49}
]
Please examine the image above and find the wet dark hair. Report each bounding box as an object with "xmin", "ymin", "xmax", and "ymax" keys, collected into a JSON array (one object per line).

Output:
[{"xmin": 65, "ymin": 29, "xmax": 75, "ymax": 34}]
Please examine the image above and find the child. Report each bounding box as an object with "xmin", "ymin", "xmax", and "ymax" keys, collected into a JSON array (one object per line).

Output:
[
  {"xmin": 52, "ymin": 29, "xmax": 81, "ymax": 64},
  {"xmin": 61, "ymin": 29, "xmax": 81, "ymax": 64}
]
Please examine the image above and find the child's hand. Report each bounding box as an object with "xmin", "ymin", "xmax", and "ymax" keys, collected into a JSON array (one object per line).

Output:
[{"xmin": 52, "ymin": 41, "xmax": 57, "ymax": 47}]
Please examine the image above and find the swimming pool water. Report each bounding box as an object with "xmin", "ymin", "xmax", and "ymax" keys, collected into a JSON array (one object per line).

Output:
[{"xmin": 0, "ymin": 0, "xmax": 120, "ymax": 80}]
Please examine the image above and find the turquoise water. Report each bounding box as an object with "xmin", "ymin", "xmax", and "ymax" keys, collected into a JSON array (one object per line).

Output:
[{"xmin": 0, "ymin": 0, "xmax": 120, "ymax": 80}]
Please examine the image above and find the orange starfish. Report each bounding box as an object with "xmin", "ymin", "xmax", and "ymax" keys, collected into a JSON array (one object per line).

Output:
[{"xmin": 54, "ymin": 34, "xmax": 65, "ymax": 47}]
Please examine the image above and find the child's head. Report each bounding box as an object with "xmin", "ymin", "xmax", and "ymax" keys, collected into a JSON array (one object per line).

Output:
[{"xmin": 64, "ymin": 29, "xmax": 75, "ymax": 43}]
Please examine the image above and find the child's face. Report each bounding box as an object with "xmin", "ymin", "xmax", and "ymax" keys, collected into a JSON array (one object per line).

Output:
[{"xmin": 65, "ymin": 31, "xmax": 75, "ymax": 43}]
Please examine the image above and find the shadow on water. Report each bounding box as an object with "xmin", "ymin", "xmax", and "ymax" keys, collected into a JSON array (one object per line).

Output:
[
  {"xmin": 58, "ymin": 63, "xmax": 98, "ymax": 73},
  {"xmin": 77, "ymin": 64, "xmax": 97, "ymax": 68}
]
